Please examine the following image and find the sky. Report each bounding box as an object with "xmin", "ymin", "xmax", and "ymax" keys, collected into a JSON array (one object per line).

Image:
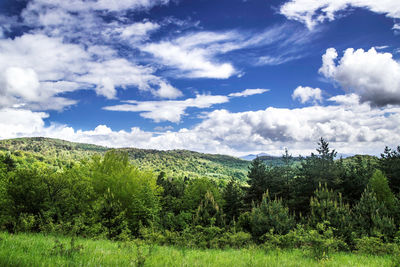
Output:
[{"xmin": 0, "ymin": 0, "xmax": 400, "ymax": 157}]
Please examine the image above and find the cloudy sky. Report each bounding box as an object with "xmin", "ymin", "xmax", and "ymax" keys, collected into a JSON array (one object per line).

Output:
[{"xmin": 0, "ymin": 0, "xmax": 400, "ymax": 157}]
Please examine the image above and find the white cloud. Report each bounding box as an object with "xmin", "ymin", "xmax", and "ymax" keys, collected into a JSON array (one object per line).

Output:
[
  {"xmin": 292, "ymin": 86, "xmax": 323, "ymax": 104},
  {"xmin": 25, "ymin": 0, "xmax": 170, "ymax": 13},
  {"xmin": 119, "ymin": 21, "xmax": 160, "ymax": 39},
  {"xmin": 103, "ymin": 95, "xmax": 229, "ymax": 123},
  {"xmin": 0, "ymin": 33, "xmax": 181, "ymax": 110},
  {"xmin": 229, "ymin": 88, "xmax": 269, "ymax": 97},
  {"xmin": 104, "ymin": 89, "xmax": 270, "ymax": 123},
  {"xmin": 142, "ymin": 32, "xmax": 237, "ymax": 79},
  {"xmin": 319, "ymin": 47, "xmax": 400, "ymax": 106},
  {"xmin": 141, "ymin": 24, "xmax": 314, "ymax": 79},
  {"xmin": 154, "ymin": 125, "xmax": 174, "ymax": 132},
  {"xmin": 1, "ymin": 99, "xmax": 400, "ymax": 156},
  {"xmin": 280, "ymin": 0, "xmax": 400, "ymax": 30}
]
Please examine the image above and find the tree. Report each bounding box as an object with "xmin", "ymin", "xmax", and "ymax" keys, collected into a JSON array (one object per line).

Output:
[
  {"xmin": 380, "ymin": 145, "xmax": 400, "ymax": 194},
  {"xmin": 222, "ymin": 178, "xmax": 244, "ymax": 224},
  {"xmin": 353, "ymin": 187, "xmax": 395, "ymax": 239},
  {"xmin": 369, "ymin": 169, "xmax": 396, "ymax": 211},
  {"xmin": 292, "ymin": 138, "xmax": 342, "ymax": 215},
  {"xmin": 309, "ymin": 184, "xmax": 352, "ymax": 241},
  {"xmin": 194, "ymin": 190, "xmax": 225, "ymax": 227},
  {"xmin": 98, "ymin": 188, "xmax": 130, "ymax": 240},
  {"xmin": 250, "ymin": 191, "xmax": 294, "ymax": 241},
  {"xmin": 245, "ymin": 157, "xmax": 268, "ymax": 206},
  {"xmin": 90, "ymin": 150, "xmax": 161, "ymax": 235},
  {"xmin": 339, "ymin": 155, "xmax": 375, "ymax": 205}
]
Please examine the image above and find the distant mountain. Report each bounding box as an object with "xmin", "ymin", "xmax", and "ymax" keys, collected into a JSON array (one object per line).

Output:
[
  {"xmin": 0, "ymin": 137, "xmax": 250, "ymax": 181},
  {"xmin": 240, "ymin": 153, "xmax": 271, "ymax": 161}
]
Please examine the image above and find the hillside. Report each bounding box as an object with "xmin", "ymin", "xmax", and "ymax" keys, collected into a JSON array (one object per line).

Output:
[{"xmin": 0, "ymin": 137, "xmax": 250, "ymax": 181}]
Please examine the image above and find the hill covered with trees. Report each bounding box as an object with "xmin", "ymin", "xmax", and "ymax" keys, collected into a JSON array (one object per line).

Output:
[{"xmin": 0, "ymin": 137, "xmax": 250, "ymax": 181}]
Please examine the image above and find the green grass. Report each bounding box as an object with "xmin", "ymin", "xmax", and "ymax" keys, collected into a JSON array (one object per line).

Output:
[{"xmin": 0, "ymin": 232, "xmax": 395, "ymax": 267}]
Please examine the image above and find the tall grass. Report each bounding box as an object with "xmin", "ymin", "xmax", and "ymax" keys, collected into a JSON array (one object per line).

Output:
[{"xmin": 0, "ymin": 232, "xmax": 394, "ymax": 267}]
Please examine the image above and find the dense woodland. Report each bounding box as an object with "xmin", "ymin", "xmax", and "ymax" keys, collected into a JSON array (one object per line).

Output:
[{"xmin": 0, "ymin": 137, "xmax": 399, "ymax": 258}]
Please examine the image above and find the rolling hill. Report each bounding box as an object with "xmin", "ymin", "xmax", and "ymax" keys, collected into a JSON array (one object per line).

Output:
[{"xmin": 0, "ymin": 137, "xmax": 250, "ymax": 181}]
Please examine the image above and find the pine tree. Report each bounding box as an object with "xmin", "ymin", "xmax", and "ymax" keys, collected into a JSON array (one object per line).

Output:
[
  {"xmin": 380, "ymin": 145, "xmax": 400, "ymax": 194},
  {"xmin": 309, "ymin": 184, "xmax": 352, "ymax": 240},
  {"xmin": 250, "ymin": 191, "xmax": 294, "ymax": 240},
  {"xmin": 353, "ymin": 187, "xmax": 395, "ymax": 239},
  {"xmin": 223, "ymin": 178, "xmax": 244, "ymax": 224},
  {"xmin": 245, "ymin": 157, "xmax": 268, "ymax": 206}
]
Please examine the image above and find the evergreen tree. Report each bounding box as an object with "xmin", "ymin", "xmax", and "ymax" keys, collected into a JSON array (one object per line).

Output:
[
  {"xmin": 222, "ymin": 178, "xmax": 244, "ymax": 224},
  {"xmin": 353, "ymin": 187, "xmax": 396, "ymax": 239},
  {"xmin": 309, "ymin": 184, "xmax": 352, "ymax": 241},
  {"xmin": 292, "ymin": 138, "xmax": 342, "ymax": 215},
  {"xmin": 339, "ymin": 155, "xmax": 375, "ymax": 205},
  {"xmin": 250, "ymin": 191, "xmax": 294, "ymax": 241},
  {"xmin": 194, "ymin": 190, "xmax": 225, "ymax": 227},
  {"xmin": 380, "ymin": 145, "xmax": 400, "ymax": 194},
  {"xmin": 245, "ymin": 157, "xmax": 268, "ymax": 206}
]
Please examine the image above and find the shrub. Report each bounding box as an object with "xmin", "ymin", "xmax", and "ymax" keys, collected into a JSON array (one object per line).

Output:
[
  {"xmin": 302, "ymin": 222, "xmax": 347, "ymax": 261},
  {"xmin": 250, "ymin": 191, "xmax": 295, "ymax": 241},
  {"xmin": 355, "ymin": 236, "xmax": 398, "ymax": 255},
  {"xmin": 309, "ymin": 184, "xmax": 353, "ymax": 241},
  {"xmin": 353, "ymin": 187, "xmax": 396, "ymax": 240}
]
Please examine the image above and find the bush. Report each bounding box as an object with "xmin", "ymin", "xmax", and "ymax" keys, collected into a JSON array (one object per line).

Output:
[
  {"xmin": 302, "ymin": 222, "xmax": 348, "ymax": 261},
  {"xmin": 353, "ymin": 187, "xmax": 396, "ymax": 240},
  {"xmin": 250, "ymin": 192, "xmax": 294, "ymax": 241},
  {"xmin": 262, "ymin": 222, "xmax": 347, "ymax": 260},
  {"xmin": 309, "ymin": 184, "xmax": 353, "ymax": 241},
  {"xmin": 355, "ymin": 236, "xmax": 398, "ymax": 256}
]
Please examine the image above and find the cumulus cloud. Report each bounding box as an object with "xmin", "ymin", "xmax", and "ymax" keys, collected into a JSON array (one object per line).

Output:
[
  {"xmin": 0, "ymin": 33, "xmax": 181, "ymax": 110},
  {"xmin": 319, "ymin": 47, "xmax": 400, "ymax": 106},
  {"xmin": 2, "ymin": 100, "xmax": 399, "ymax": 156},
  {"xmin": 292, "ymin": 86, "xmax": 322, "ymax": 104},
  {"xmin": 280, "ymin": 0, "xmax": 400, "ymax": 30}
]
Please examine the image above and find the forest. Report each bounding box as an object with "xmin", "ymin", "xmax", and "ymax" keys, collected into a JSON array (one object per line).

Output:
[{"xmin": 0, "ymin": 137, "xmax": 399, "ymax": 265}]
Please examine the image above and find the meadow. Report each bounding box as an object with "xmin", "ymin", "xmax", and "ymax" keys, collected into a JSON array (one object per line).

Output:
[{"xmin": 0, "ymin": 232, "xmax": 395, "ymax": 267}]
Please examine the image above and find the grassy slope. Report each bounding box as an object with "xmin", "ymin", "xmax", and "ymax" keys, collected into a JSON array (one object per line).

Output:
[
  {"xmin": 0, "ymin": 137, "xmax": 250, "ymax": 181},
  {"xmin": 0, "ymin": 232, "xmax": 393, "ymax": 267}
]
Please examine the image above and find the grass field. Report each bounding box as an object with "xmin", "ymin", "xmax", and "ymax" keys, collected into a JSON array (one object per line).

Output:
[{"xmin": 0, "ymin": 232, "xmax": 395, "ymax": 267}]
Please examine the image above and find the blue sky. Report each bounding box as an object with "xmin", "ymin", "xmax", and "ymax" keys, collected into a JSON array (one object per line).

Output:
[{"xmin": 0, "ymin": 0, "xmax": 400, "ymax": 156}]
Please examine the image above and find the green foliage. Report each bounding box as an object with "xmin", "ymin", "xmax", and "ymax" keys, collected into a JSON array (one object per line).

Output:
[
  {"xmin": 369, "ymin": 169, "xmax": 396, "ymax": 211},
  {"xmin": 1, "ymin": 137, "xmax": 400, "ymax": 257},
  {"xmin": 355, "ymin": 236, "xmax": 398, "ymax": 256},
  {"xmin": 183, "ymin": 178, "xmax": 222, "ymax": 213},
  {"xmin": 262, "ymin": 222, "xmax": 347, "ymax": 261},
  {"xmin": 194, "ymin": 190, "xmax": 225, "ymax": 227},
  {"xmin": 339, "ymin": 155, "xmax": 377, "ymax": 205},
  {"xmin": 353, "ymin": 187, "xmax": 396, "ymax": 239},
  {"xmin": 309, "ymin": 184, "xmax": 353, "ymax": 241},
  {"xmin": 250, "ymin": 192, "xmax": 295, "ymax": 241},
  {"xmin": 380, "ymin": 145, "xmax": 400, "ymax": 194},
  {"xmin": 301, "ymin": 222, "xmax": 347, "ymax": 261},
  {"xmin": 0, "ymin": 137, "xmax": 249, "ymax": 182},
  {"xmin": 292, "ymin": 138, "xmax": 342, "ymax": 215},
  {"xmin": 90, "ymin": 150, "xmax": 161, "ymax": 235},
  {"xmin": 222, "ymin": 178, "xmax": 244, "ymax": 224}
]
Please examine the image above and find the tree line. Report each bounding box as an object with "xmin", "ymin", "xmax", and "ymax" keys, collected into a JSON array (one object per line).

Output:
[{"xmin": 0, "ymin": 138, "xmax": 399, "ymax": 255}]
